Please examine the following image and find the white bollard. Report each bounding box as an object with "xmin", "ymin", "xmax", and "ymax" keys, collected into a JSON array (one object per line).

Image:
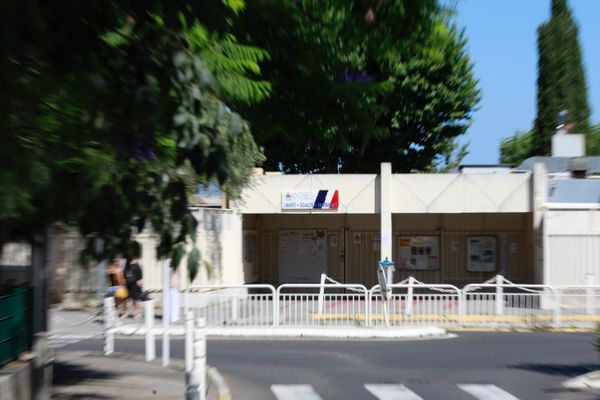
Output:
[
  {"xmin": 103, "ymin": 297, "xmax": 115, "ymax": 355},
  {"xmin": 185, "ymin": 311, "xmax": 194, "ymax": 372},
  {"xmin": 495, "ymin": 275, "xmax": 504, "ymax": 316},
  {"xmin": 405, "ymin": 276, "xmax": 414, "ymax": 317},
  {"xmin": 186, "ymin": 317, "xmax": 207, "ymax": 400},
  {"xmin": 317, "ymin": 273, "xmax": 326, "ymax": 315},
  {"xmin": 145, "ymin": 299, "xmax": 155, "ymax": 361}
]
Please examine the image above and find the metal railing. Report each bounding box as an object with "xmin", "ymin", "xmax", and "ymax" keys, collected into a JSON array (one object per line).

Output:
[
  {"xmin": 369, "ymin": 282, "xmax": 461, "ymax": 327},
  {"xmin": 103, "ymin": 276, "xmax": 600, "ymax": 334},
  {"xmin": 462, "ymin": 283, "xmax": 557, "ymax": 328},
  {"xmin": 554, "ymin": 286, "xmax": 600, "ymax": 328},
  {"xmin": 185, "ymin": 285, "xmax": 277, "ymax": 327},
  {"xmin": 276, "ymin": 283, "xmax": 369, "ymax": 327}
]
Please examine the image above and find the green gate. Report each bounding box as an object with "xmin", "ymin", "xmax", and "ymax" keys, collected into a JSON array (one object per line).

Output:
[{"xmin": 0, "ymin": 287, "xmax": 32, "ymax": 367}]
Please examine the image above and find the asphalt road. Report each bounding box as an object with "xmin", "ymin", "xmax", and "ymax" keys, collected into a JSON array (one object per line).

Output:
[{"xmin": 59, "ymin": 332, "xmax": 600, "ymax": 400}]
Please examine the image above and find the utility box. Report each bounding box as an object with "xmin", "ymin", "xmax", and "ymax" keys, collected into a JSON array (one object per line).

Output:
[{"xmin": 552, "ymin": 133, "xmax": 585, "ymax": 157}]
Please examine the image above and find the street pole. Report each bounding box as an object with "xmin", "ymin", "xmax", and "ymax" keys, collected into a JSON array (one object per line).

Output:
[{"xmin": 162, "ymin": 258, "xmax": 171, "ymax": 366}]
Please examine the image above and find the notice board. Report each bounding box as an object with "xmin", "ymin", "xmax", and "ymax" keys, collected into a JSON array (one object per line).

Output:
[
  {"xmin": 467, "ymin": 236, "xmax": 497, "ymax": 272},
  {"xmin": 278, "ymin": 230, "xmax": 328, "ymax": 283},
  {"xmin": 397, "ymin": 236, "xmax": 440, "ymax": 270}
]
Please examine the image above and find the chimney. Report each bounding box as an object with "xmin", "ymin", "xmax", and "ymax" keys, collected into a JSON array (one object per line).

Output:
[{"xmin": 551, "ymin": 110, "xmax": 586, "ymax": 157}]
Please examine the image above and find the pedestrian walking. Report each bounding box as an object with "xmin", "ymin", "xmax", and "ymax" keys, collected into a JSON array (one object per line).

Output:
[
  {"xmin": 124, "ymin": 255, "xmax": 143, "ymax": 320},
  {"xmin": 106, "ymin": 258, "xmax": 127, "ymax": 317}
]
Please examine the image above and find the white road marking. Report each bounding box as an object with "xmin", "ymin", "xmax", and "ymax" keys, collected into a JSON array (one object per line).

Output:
[
  {"xmin": 271, "ymin": 384, "xmax": 322, "ymax": 400},
  {"xmin": 364, "ymin": 384, "xmax": 424, "ymax": 400},
  {"xmin": 458, "ymin": 384, "xmax": 520, "ymax": 400}
]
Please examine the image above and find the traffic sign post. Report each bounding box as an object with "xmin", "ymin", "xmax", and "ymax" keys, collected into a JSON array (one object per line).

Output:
[{"xmin": 377, "ymin": 258, "xmax": 395, "ymax": 327}]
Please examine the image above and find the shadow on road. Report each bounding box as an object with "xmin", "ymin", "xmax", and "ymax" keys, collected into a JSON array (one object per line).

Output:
[{"xmin": 508, "ymin": 362, "xmax": 600, "ymax": 377}]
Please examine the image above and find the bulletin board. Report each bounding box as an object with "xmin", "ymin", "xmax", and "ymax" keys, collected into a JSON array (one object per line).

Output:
[
  {"xmin": 397, "ymin": 236, "xmax": 440, "ymax": 270},
  {"xmin": 278, "ymin": 230, "xmax": 328, "ymax": 283},
  {"xmin": 467, "ymin": 236, "xmax": 497, "ymax": 272}
]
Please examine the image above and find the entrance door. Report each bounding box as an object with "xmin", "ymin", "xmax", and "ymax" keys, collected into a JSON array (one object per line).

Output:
[{"xmin": 278, "ymin": 230, "xmax": 328, "ymax": 283}]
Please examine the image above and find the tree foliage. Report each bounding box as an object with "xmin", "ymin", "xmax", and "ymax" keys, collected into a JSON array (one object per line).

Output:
[
  {"xmin": 588, "ymin": 124, "xmax": 600, "ymax": 156},
  {"xmin": 499, "ymin": 131, "xmax": 534, "ymax": 166},
  {"xmin": 0, "ymin": 1, "xmax": 265, "ymax": 277},
  {"xmin": 232, "ymin": 0, "xmax": 480, "ymax": 173},
  {"xmin": 533, "ymin": 0, "xmax": 590, "ymax": 155}
]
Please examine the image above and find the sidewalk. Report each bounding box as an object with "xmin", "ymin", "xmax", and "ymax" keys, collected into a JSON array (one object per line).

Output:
[{"xmin": 52, "ymin": 351, "xmax": 185, "ymax": 400}]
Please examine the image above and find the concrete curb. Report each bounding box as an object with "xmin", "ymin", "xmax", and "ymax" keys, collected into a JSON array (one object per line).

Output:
[
  {"xmin": 111, "ymin": 325, "xmax": 448, "ymax": 339},
  {"xmin": 562, "ymin": 370, "xmax": 600, "ymax": 390},
  {"xmin": 207, "ymin": 366, "xmax": 231, "ymax": 400}
]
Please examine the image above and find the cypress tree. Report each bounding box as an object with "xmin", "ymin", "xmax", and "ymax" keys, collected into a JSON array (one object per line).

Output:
[{"xmin": 533, "ymin": 0, "xmax": 590, "ymax": 155}]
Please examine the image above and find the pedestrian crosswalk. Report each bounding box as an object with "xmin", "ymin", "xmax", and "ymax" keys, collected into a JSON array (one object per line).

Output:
[
  {"xmin": 270, "ymin": 383, "xmax": 523, "ymax": 400},
  {"xmin": 457, "ymin": 384, "xmax": 519, "ymax": 400}
]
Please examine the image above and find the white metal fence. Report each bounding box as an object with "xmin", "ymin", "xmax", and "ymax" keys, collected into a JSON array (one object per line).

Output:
[
  {"xmin": 105, "ymin": 275, "xmax": 600, "ymax": 332},
  {"xmin": 369, "ymin": 281, "xmax": 461, "ymax": 328},
  {"xmin": 276, "ymin": 283, "xmax": 369, "ymax": 327},
  {"xmin": 186, "ymin": 285, "xmax": 276, "ymax": 327}
]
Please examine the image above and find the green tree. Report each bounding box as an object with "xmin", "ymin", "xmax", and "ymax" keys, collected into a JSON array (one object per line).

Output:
[
  {"xmin": 533, "ymin": 0, "xmax": 590, "ymax": 155},
  {"xmin": 232, "ymin": 1, "xmax": 479, "ymax": 173},
  {"xmin": 0, "ymin": 1, "xmax": 266, "ymax": 285},
  {"xmin": 588, "ymin": 124, "xmax": 600, "ymax": 156},
  {"xmin": 499, "ymin": 131, "xmax": 534, "ymax": 166}
]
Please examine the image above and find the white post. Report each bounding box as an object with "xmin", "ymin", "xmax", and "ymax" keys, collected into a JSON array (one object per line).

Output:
[
  {"xmin": 586, "ymin": 273, "xmax": 594, "ymax": 315},
  {"xmin": 186, "ymin": 317, "xmax": 207, "ymax": 400},
  {"xmin": 405, "ymin": 276, "xmax": 414, "ymax": 317},
  {"xmin": 553, "ymin": 289, "xmax": 561, "ymax": 329},
  {"xmin": 185, "ymin": 311, "xmax": 194, "ymax": 373},
  {"xmin": 380, "ymin": 162, "xmax": 392, "ymax": 262},
  {"xmin": 145, "ymin": 299, "xmax": 155, "ymax": 361},
  {"xmin": 318, "ymin": 273, "xmax": 326, "ymax": 314},
  {"xmin": 365, "ymin": 290, "xmax": 371, "ymax": 327},
  {"xmin": 103, "ymin": 297, "xmax": 115, "ymax": 355},
  {"xmin": 495, "ymin": 275, "xmax": 504, "ymax": 316},
  {"xmin": 458, "ymin": 291, "xmax": 465, "ymax": 327},
  {"xmin": 231, "ymin": 297, "xmax": 238, "ymax": 324},
  {"xmin": 97, "ymin": 259, "xmax": 107, "ymax": 307},
  {"xmin": 162, "ymin": 259, "xmax": 171, "ymax": 366}
]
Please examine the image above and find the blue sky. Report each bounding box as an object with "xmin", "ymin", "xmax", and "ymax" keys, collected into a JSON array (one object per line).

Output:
[{"xmin": 454, "ymin": 0, "xmax": 600, "ymax": 164}]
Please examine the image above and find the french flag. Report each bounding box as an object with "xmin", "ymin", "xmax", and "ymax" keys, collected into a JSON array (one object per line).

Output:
[{"xmin": 313, "ymin": 190, "xmax": 339, "ymax": 209}]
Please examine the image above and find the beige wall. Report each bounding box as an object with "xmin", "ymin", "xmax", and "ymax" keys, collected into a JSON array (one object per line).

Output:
[
  {"xmin": 237, "ymin": 172, "xmax": 531, "ymax": 214},
  {"xmin": 42, "ymin": 208, "xmax": 243, "ymax": 306},
  {"xmin": 245, "ymin": 212, "xmax": 534, "ymax": 286}
]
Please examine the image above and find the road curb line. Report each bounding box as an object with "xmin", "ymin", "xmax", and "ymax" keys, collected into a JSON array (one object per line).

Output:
[{"xmin": 207, "ymin": 366, "xmax": 231, "ymax": 400}]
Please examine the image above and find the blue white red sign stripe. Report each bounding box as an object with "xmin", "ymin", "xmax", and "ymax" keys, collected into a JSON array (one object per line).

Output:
[{"xmin": 282, "ymin": 190, "xmax": 339, "ymax": 210}]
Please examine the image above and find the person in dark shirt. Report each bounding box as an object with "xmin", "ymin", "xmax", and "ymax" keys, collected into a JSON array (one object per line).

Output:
[{"xmin": 124, "ymin": 257, "xmax": 143, "ymax": 319}]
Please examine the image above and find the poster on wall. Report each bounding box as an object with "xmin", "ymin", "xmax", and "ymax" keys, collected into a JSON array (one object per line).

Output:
[
  {"xmin": 278, "ymin": 230, "xmax": 328, "ymax": 283},
  {"xmin": 397, "ymin": 236, "xmax": 440, "ymax": 270},
  {"xmin": 467, "ymin": 236, "xmax": 497, "ymax": 272}
]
